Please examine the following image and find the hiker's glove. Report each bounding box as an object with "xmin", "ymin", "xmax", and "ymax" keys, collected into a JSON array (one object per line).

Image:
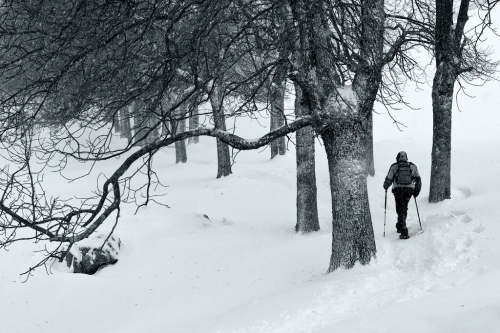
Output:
[{"xmin": 414, "ymin": 191, "xmax": 420, "ymax": 198}]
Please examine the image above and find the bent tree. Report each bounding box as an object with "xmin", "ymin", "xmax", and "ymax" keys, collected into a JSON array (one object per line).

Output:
[{"xmin": 0, "ymin": 0, "xmax": 424, "ymax": 275}]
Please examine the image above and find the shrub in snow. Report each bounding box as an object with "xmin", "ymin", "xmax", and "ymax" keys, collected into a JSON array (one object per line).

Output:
[{"xmin": 65, "ymin": 235, "xmax": 121, "ymax": 275}]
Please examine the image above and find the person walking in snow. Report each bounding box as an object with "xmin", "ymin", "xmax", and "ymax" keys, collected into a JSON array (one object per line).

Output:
[{"xmin": 383, "ymin": 151, "xmax": 422, "ymax": 239}]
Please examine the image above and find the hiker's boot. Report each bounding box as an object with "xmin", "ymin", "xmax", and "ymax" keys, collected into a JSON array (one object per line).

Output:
[{"xmin": 399, "ymin": 228, "xmax": 410, "ymax": 239}]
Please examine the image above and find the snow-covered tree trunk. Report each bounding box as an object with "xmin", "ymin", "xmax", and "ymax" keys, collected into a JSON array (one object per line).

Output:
[
  {"xmin": 188, "ymin": 106, "xmax": 199, "ymax": 144},
  {"xmin": 210, "ymin": 82, "xmax": 232, "ymax": 178},
  {"xmin": 321, "ymin": 113, "xmax": 376, "ymax": 271},
  {"xmin": 294, "ymin": 84, "xmax": 319, "ymax": 233},
  {"xmin": 324, "ymin": 0, "xmax": 383, "ymax": 270}
]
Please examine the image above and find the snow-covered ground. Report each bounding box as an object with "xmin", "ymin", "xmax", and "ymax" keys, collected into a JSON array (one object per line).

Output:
[
  {"xmin": 3, "ymin": 24, "xmax": 500, "ymax": 333},
  {"xmin": 1, "ymin": 75, "xmax": 500, "ymax": 333}
]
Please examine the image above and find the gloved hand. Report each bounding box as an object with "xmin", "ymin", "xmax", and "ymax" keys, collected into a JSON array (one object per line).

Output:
[{"xmin": 414, "ymin": 190, "xmax": 420, "ymax": 198}]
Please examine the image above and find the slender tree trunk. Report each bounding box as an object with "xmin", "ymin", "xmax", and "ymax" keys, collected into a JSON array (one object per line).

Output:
[
  {"xmin": 429, "ymin": 64, "xmax": 454, "ymax": 202},
  {"xmin": 113, "ymin": 112, "xmax": 121, "ymax": 133},
  {"xmin": 174, "ymin": 117, "xmax": 187, "ymax": 164},
  {"xmin": 428, "ymin": 0, "xmax": 466, "ymax": 202},
  {"xmin": 146, "ymin": 115, "xmax": 159, "ymax": 145},
  {"xmin": 270, "ymin": 71, "xmax": 287, "ymax": 159},
  {"xmin": 294, "ymin": 84, "xmax": 319, "ymax": 233},
  {"xmin": 210, "ymin": 83, "xmax": 232, "ymax": 178},
  {"xmin": 120, "ymin": 105, "xmax": 132, "ymax": 141},
  {"xmin": 321, "ymin": 116, "xmax": 376, "ymax": 271},
  {"xmin": 188, "ymin": 106, "xmax": 199, "ymax": 144},
  {"xmin": 132, "ymin": 110, "xmax": 147, "ymax": 146}
]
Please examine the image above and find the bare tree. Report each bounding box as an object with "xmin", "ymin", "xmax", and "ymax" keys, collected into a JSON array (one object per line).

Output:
[
  {"xmin": 0, "ymin": 0, "xmax": 438, "ymax": 275},
  {"xmin": 428, "ymin": 0, "xmax": 499, "ymax": 202}
]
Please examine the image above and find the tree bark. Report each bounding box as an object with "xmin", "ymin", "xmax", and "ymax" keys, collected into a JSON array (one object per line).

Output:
[
  {"xmin": 323, "ymin": 0, "xmax": 382, "ymax": 271},
  {"xmin": 175, "ymin": 117, "xmax": 187, "ymax": 164},
  {"xmin": 321, "ymin": 116, "xmax": 376, "ymax": 271},
  {"xmin": 210, "ymin": 82, "xmax": 232, "ymax": 178},
  {"xmin": 113, "ymin": 112, "xmax": 121, "ymax": 134},
  {"xmin": 294, "ymin": 84, "xmax": 319, "ymax": 233},
  {"xmin": 270, "ymin": 64, "xmax": 287, "ymax": 159},
  {"xmin": 188, "ymin": 106, "xmax": 199, "ymax": 144},
  {"xmin": 366, "ymin": 109, "xmax": 375, "ymax": 176},
  {"xmin": 120, "ymin": 106, "xmax": 132, "ymax": 141},
  {"xmin": 428, "ymin": 0, "xmax": 468, "ymax": 202},
  {"xmin": 429, "ymin": 63, "xmax": 454, "ymax": 202}
]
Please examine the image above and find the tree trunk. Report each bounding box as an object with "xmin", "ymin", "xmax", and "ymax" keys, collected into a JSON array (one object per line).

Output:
[
  {"xmin": 120, "ymin": 106, "xmax": 132, "ymax": 141},
  {"xmin": 188, "ymin": 106, "xmax": 199, "ymax": 144},
  {"xmin": 210, "ymin": 83, "xmax": 232, "ymax": 178},
  {"xmin": 270, "ymin": 70, "xmax": 287, "ymax": 159},
  {"xmin": 175, "ymin": 117, "xmax": 187, "ymax": 164},
  {"xmin": 429, "ymin": 63, "xmax": 454, "ymax": 202},
  {"xmin": 321, "ymin": 117, "xmax": 376, "ymax": 272},
  {"xmin": 428, "ymin": 0, "xmax": 464, "ymax": 202},
  {"xmin": 366, "ymin": 109, "xmax": 375, "ymax": 176},
  {"xmin": 294, "ymin": 84, "xmax": 319, "ymax": 233},
  {"xmin": 113, "ymin": 112, "xmax": 121, "ymax": 133}
]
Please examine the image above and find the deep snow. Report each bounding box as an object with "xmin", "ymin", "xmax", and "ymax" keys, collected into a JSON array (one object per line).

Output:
[{"xmin": 3, "ymin": 30, "xmax": 500, "ymax": 333}]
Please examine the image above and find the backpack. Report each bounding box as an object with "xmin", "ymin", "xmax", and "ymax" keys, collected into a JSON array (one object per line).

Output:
[{"xmin": 395, "ymin": 162, "xmax": 413, "ymax": 185}]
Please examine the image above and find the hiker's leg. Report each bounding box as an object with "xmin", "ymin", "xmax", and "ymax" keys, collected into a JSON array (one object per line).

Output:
[
  {"xmin": 398, "ymin": 188, "xmax": 413, "ymax": 235},
  {"xmin": 393, "ymin": 188, "xmax": 405, "ymax": 232},
  {"xmin": 394, "ymin": 188, "xmax": 411, "ymax": 234}
]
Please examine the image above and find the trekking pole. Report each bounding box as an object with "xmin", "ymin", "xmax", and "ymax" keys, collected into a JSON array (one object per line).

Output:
[
  {"xmin": 384, "ymin": 190, "xmax": 387, "ymax": 237},
  {"xmin": 414, "ymin": 197, "xmax": 423, "ymax": 231}
]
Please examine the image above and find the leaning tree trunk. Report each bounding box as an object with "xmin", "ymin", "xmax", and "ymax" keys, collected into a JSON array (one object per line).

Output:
[
  {"xmin": 270, "ymin": 69, "xmax": 287, "ymax": 159},
  {"xmin": 294, "ymin": 84, "xmax": 319, "ymax": 233},
  {"xmin": 429, "ymin": 63, "xmax": 455, "ymax": 202},
  {"xmin": 210, "ymin": 83, "xmax": 232, "ymax": 178},
  {"xmin": 321, "ymin": 115, "xmax": 376, "ymax": 271}
]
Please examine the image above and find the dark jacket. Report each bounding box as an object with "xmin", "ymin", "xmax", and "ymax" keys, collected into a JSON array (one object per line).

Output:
[{"xmin": 383, "ymin": 161, "xmax": 422, "ymax": 196}]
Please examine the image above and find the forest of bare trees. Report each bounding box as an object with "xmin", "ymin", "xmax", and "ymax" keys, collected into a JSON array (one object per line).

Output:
[{"xmin": 0, "ymin": 0, "xmax": 498, "ymax": 275}]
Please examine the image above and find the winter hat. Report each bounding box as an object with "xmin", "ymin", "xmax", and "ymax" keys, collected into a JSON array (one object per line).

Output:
[{"xmin": 396, "ymin": 151, "xmax": 408, "ymax": 162}]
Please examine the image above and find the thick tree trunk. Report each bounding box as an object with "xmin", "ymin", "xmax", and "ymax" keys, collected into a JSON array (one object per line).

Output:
[
  {"xmin": 188, "ymin": 106, "xmax": 199, "ymax": 144},
  {"xmin": 210, "ymin": 83, "xmax": 232, "ymax": 178},
  {"xmin": 270, "ymin": 71, "xmax": 286, "ymax": 159},
  {"xmin": 321, "ymin": 117, "xmax": 376, "ymax": 271},
  {"xmin": 294, "ymin": 84, "xmax": 319, "ymax": 233},
  {"xmin": 429, "ymin": 64, "xmax": 454, "ymax": 202}
]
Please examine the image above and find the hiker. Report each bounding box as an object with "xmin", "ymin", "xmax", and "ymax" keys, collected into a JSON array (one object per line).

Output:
[{"xmin": 383, "ymin": 151, "xmax": 422, "ymax": 239}]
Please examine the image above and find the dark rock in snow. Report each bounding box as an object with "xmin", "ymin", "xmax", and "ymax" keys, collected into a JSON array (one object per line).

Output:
[{"xmin": 65, "ymin": 236, "xmax": 121, "ymax": 275}]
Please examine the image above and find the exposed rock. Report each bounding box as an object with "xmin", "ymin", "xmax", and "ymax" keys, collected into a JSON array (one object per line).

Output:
[{"xmin": 65, "ymin": 235, "xmax": 121, "ymax": 275}]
